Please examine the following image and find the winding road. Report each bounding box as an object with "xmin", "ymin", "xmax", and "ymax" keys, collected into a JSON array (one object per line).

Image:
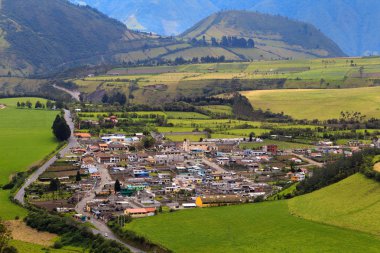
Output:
[
  {"xmin": 14, "ymin": 109, "xmax": 143, "ymax": 252},
  {"xmin": 53, "ymin": 84, "xmax": 81, "ymax": 102},
  {"xmin": 14, "ymin": 109, "xmax": 77, "ymax": 205}
]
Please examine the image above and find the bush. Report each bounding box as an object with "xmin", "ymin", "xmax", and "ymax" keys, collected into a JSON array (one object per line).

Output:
[{"xmin": 53, "ymin": 241, "xmax": 63, "ymax": 249}]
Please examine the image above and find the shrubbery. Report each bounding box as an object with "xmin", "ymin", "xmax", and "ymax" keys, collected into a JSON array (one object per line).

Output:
[
  {"xmin": 25, "ymin": 208, "xmax": 130, "ymax": 253},
  {"xmin": 296, "ymin": 148, "xmax": 380, "ymax": 195}
]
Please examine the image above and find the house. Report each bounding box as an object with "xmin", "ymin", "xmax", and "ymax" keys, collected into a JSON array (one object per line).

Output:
[
  {"xmin": 108, "ymin": 143, "xmax": 127, "ymax": 151},
  {"xmin": 195, "ymin": 195, "xmax": 245, "ymax": 207},
  {"xmin": 124, "ymin": 208, "xmax": 156, "ymax": 218},
  {"xmin": 74, "ymin": 133, "xmax": 91, "ymax": 140},
  {"xmin": 183, "ymin": 139, "xmax": 217, "ymax": 153},
  {"xmin": 263, "ymin": 144, "xmax": 278, "ymax": 154},
  {"xmin": 94, "ymin": 153, "xmax": 120, "ymax": 164},
  {"xmin": 98, "ymin": 143, "xmax": 109, "ymax": 151}
]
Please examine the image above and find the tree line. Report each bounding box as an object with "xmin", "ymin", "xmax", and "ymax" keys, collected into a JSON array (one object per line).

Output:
[
  {"xmin": 189, "ymin": 36, "xmax": 255, "ymax": 49},
  {"xmin": 16, "ymin": 100, "xmax": 63, "ymax": 109},
  {"xmin": 296, "ymin": 148, "xmax": 380, "ymax": 195}
]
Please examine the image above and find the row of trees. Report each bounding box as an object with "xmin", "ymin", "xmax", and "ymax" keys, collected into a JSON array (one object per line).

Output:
[
  {"xmin": 190, "ymin": 36, "xmax": 255, "ymax": 48},
  {"xmin": 25, "ymin": 208, "xmax": 129, "ymax": 252},
  {"xmin": 101, "ymin": 92, "xmax": 127, "ymax": 106},
  {"xmin": 16, "ymin": 100, "xmax": 63, "ymax": 109},
  {"xmin": 296, "ymin": 148, "xmax": 380, "ymax": 195},
  {"xmin": 174, "ymin": 55, "xmax": 226, "ymax": 65}
]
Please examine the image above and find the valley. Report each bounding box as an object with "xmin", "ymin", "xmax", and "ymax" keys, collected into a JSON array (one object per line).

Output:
[{"xmin": 0, "ymin": 1, "xmax": 380, "ymax": 253}]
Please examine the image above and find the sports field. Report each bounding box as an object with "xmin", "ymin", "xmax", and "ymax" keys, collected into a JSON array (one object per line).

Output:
[
  {"xmin": 0, "ymin": 97, "xmax": 58, "ymax": 219},
  {"xmin": 242, "ymin": 86, "xmax": 380, "ymax": 120}
]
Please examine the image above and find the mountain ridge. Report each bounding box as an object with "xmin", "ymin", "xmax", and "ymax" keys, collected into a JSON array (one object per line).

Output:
[{"xmin": 71, "ymin": 0, "xmax": 380, "ymax": 56}]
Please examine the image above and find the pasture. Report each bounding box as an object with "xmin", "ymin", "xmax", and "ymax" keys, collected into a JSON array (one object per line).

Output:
[
  {"xmin": 125, "ymin": 200, "xmax": 380, "ymax": 253},
  {"xmin": 0, "ymin": 97, "xmax": 58, "ymax": 219},
  {"xmin": 242, "ymin": 87, "xmax": 380, "ymax": 120},
  {"xmin": 289, "ymin": 173, "xmax": 380, "ymax": 236}
]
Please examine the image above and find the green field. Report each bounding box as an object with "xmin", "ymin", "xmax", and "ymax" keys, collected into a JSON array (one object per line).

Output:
[
  {"xmin": 72, "ymin": 57, "xmax": 380, "ymax": 105},
  {"xmin": 125, "ymin": 200, "xmax": 380, "ymax": 252},
  {"xmin": 240, "ymin": 139, "xmax": 314, "ymax": 150},
  {"xmin": 242, "ymin": 87, "xmax": 380, "ymax": 120},
  {"xmin": 10, "ymin": 240, "xmax": 85, "ymax": 253},
  {"xmin": 0, "ymin": 97, "xmax": 58, "ymax": 219},
  {"xmin": 289, "ymin": 173, "xmax": 380, "ymax": 236}
]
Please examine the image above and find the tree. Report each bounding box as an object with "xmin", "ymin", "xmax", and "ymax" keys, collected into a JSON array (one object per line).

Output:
[
  {"xmin": 46, "ymin": 100, "xmax": 53, "ymax": 109},
  {"xmin": 75, "ymin": 171, "xmax": 81, "ymax": 182},
  {"xmin": 25, "ymin": 101, "xmax": 32, "ymax": 109},
  {"xmin": 114, "ymin": 179, "xmax": 121, "ymax": 192},
  {"xmin": 102, "ymin": 93, "xmax": 109, "ymax": 103},
  {"xmin": 141, "ymin": 136, "xmax": 155, "ymax": 149},
  {"xmin": 49, "ymin": 178, "xmax": 60, "ymax": 191},
  {"xmin": 52, "ymin": 115, "xmax": 71, "ymax": 141},
  {"xmin": 35, "ymin": 101, "xmax": 43, "ymax": 109},
  {"xmin": 249, "ymin": 132, "xmax": 255, "ymax": 142},
  {"xmin": 247, "ymin": 38, "xmax": 255, "ymax": 48},
  {"xmin": 16, "ymin": 102, "xmax": 20, "ymax": 107}
]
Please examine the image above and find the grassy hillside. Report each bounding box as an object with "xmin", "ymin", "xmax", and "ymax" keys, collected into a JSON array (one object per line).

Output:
[
  {"xmin": 0, "ymin": 97, "xmax": 58, "ymax": 219},
  {"xmin": 181, "ymin": 10, "xmax": 344, "ymax": 59},
  {"xmin": 289, "ymin": 173, "xmax": 380, "ymax": 236},
  {"xmin": 242, "ymin": 86, "xmax": 380, "ymax": 120},
  {"xmin": 0, "ymin": 0, "xmax": 162, "ymax": 76},
  {"xmin": 125, "ymin": 200, "xmax": 380, "ymax": 252}
]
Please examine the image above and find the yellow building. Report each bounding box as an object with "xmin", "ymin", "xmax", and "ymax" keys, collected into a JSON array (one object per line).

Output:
[{"xmin": 195, "ymin": 195, "xmax": 245, "ymax": 207}]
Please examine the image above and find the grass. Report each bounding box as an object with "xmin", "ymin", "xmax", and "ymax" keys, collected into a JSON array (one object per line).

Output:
[
  {"xmin": 0, "ymin": 190, "xmax": 27, "ymax": 220},
  {"xmin": 198, "ymin": 105, "xmax": 233, "ymax": 115},
  {"xmin": 0, "ymin": 97, "xmax": 58, "ymax": 219},
  {"xmin": 125, "ymin": 200, "xmax": 380, "ymax": 252},
  {"xmin": 10, "ymin": 240, "xmax": 85, "ymax": 253},
  {"xmin": 242, "ymin": 87, "xmax": 380, "ymax": 120},
  {"xmin": 240, "ymin": 140, "xmax": 314, "ymax": 150},
  {"xmin": 165, "ymin": 134, "xmax": 205, "ymax": 142},
  {"xmin": 289, "ymin": 173, "xmax": 380, "ymax": 236}
]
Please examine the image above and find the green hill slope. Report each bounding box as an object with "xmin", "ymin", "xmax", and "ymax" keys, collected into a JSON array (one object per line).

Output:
[
  {"xmin": 0, "ymin": 0, "xmax": 155, "ymax": 76},
  {"xmin": 181, "ymin": 11, "xmax": 345, "ymax": 59},
  {"xmin": 289, "ymin": 173, "xmax": 380, "ymax": 236},
  {"xmin": 124, "ymin": 199, "xmax": 380, "ymax": 252}
]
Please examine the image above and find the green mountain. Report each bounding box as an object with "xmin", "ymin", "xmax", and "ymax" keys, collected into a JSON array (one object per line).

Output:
[
  {"xmin": 181, "ymin": 11, "xmax": 345, "ymax": 59},
  {"xmin": 0, "ymin": 0, "xmax": 155, "ymax": 77},
  {"xmin": 71, "ymin": 0, "xmax": 380, "ymax": 56}
]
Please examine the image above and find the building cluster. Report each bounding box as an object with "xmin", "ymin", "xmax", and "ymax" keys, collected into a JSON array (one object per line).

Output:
[{"xmin": 57, "ymin": 134, "xmax": 324, "ymax": 221}]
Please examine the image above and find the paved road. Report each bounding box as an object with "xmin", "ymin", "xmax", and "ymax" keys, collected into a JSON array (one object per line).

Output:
[
  {"xmin": 14, "ymin": 109, "xmax": 77, "ymax": 205},
  {"xmin": 75, "ymin": 168, "xmax": 145, "ymax": 253},
  {"xmin": 202, "ymin": 158, "xmax": 228, "ymax": 174},
  {"xmin": 291, "ymin": 153, "xmax": 324, "ymax": 168},
  {"xmin": 53, "ymin": 84, "xmax": 81, "ymax": 102}
]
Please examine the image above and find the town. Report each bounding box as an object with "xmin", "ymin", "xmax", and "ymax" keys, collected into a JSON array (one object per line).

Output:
[{"xmin": 23, "ymin": 114, "xmax": 375, "ymax": 225}]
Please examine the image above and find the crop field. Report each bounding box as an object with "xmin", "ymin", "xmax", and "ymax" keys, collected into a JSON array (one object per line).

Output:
[
  {"xmin": 125, "ymin": 200, "xmax": 380, "ymax": 253},
  {"xmin": 72, "ymin": 57, "xmax": 380, "ymax": 104},
  {"xmin": 0, "ymin": 97, "xmax": 58, "ymax": 219},
  {"xmin": 289, "ymin": 173, "xmax": 380, "ymax": 236},
  {"xmin": 242, "ymin": 87, "xmax": 380, "ymax": 120}
]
